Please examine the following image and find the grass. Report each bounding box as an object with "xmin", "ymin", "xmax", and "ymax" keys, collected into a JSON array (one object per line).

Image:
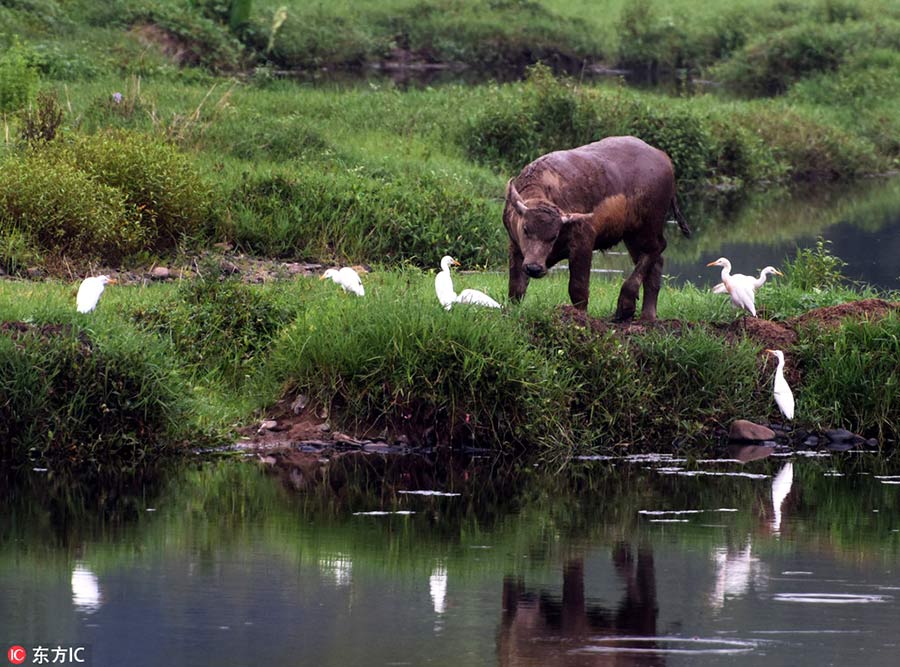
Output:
[
  {"xmin": 2, "ymin": 241, "xmax": 897, "ymax": 471},
  {"xmin": 1, "ymin": 0, "xmax": 899, "ymax": 466}
]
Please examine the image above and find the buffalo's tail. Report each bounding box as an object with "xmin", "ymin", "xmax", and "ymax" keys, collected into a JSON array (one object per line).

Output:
[{"xmin": 670, "ymin": 195, "xmax": 691, "ymax": 238}]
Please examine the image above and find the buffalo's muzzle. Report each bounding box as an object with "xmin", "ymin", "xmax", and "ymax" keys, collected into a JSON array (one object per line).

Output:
[{"xmin": 525, "ymin": 263, "xmax": 546, "ymax": 278}]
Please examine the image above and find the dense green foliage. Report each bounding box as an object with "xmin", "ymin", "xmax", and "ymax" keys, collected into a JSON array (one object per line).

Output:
[{"xmin": 0, "ymin": 322, "xmax": 186, "ymax": 471}]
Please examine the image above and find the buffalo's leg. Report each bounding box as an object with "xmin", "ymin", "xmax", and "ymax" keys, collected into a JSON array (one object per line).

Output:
[
  {"xmin": 614, "ymin": 253, "xmax": 653, "ymax": 322},
  {"xmin": 567, "ymin": 248, "xmax": 592, "ymax": 310},
  {"xmin": 639, "ymin": 254, "xmax": 664, "ymax": 321},
  {"xmin": 638, "ymin": 233, "xmax": 666, "ymax": 321},
  {"xmin": 508, "ymin": 241, "xmax": 529, "ymax": 302}
]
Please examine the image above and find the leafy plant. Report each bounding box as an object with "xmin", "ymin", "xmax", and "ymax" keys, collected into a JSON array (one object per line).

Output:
[
  {"xmin": 784, "ymin": 237, "xmax": 847, "ymax": 290},
  {"xmin": 18, "ymin": 88, "xmax": 64, "ymax": 145},
  {"xmin": 0, "ymin": 39, "xmax": 39, "ymax": 142}
]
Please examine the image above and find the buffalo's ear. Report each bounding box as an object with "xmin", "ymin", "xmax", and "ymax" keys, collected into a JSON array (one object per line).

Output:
[
  {"xmin": 561, "ymin": 211, "xmax": 594, "ymax": 225},
  {"xmin": 506, "ymin": 179, "xmax": 528, "ymax": 216}
]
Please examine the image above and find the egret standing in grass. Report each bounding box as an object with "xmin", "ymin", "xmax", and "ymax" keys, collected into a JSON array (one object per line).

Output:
[
  {"xmin": 76, "ymin": 275, "xmax": 116, "ymax": 313},
  {"xmin": 707, "ymin": 257, "xmax": 757, "ymax": 317},
  {"xmin": 435, "ymin": 255, "xmax": 501, "ymax": 310},
  {"xmin": 712, "ymin": 266, "xmax": 783, "ymax": 295},
  {"xmin": 765, "ymin": 349, "xmax": 795, "ymax": 421},
  {"xmin": 321, "ymin": 267, "xmax": 365, "ymax": 296}
]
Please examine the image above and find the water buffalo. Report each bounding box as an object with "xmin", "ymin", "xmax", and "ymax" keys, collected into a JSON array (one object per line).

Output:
[{"xmin": 503, "ymin": 136, "xmax": 691, "ymax": 321}]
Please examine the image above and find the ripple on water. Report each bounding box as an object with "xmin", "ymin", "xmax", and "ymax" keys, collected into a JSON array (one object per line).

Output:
[
  {"xmin": 569, "ymin": 636, "xmax": 762, "ymax": 656},
  {"xmin": 772, "ymin": 593, "xmax": 893, "ymax": 604},
  {"xmin": 396, "ymin": 490, "xmax": 461, "ymax": 497}
]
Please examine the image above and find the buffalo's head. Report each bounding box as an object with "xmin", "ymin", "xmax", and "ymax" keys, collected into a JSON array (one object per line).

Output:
[{"xmin": 506, "ymin": 179, "xmax": 591, "ymax": 278}]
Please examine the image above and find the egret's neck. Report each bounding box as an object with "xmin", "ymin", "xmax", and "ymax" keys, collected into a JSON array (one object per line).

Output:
[
  {"xmin": 719, "ymin": 264, "xmax": 732, "ymax": 282},
  {"xmin": 775, "ymin": 356, "xmax": 785, "ymax": 375}
]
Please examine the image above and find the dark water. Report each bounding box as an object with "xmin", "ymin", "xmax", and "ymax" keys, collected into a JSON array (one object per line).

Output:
[
  {"xmin": 3, "ymin": 452, "xmax": 900, "ymax": 666},
  {"xmin": 660, "ymin": 178, "xmax": 900, "ymax": 291}
]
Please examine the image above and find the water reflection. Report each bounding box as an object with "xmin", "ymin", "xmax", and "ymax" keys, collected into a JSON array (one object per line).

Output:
[
  {"xmin": 430, "ymin": 564, "xmax": 448, "ymax": 615},
  {"xmin": 3, "ymin": 456, "xmax": 900, "ymax": 666},
  {"xmin": 499, "ymin": 547, "xmax": 660, "ymax": 666},
  {"xmin": 71, "ymin": 562, "xmax": 102, "ymax": 614},
  {"xmin": 771, "ymin": 462, "xmax": 795, "ymax": 535}
]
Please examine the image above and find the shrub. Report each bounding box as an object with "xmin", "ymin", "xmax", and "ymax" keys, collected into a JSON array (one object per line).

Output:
[
  {"xmin": 224, "ymin": 166, "xmax": 504, "ymax": 268},
  {"xmin": 18, "ymin": 88, "xmax": 64, "ymax": 145},
  {"xmin": 713, "ymin": 20, "xmax": 900, "ymax": 95},
  {"xmin": 796, "ymin": 314, "xmax": 900, "ymax": 439},
  {"xmin": 132, "ymin": 272, "xmax": 297, "ymax": 383},
  {"xmin": 784, "ymin": 237, "xmax": 847, "ymax": 291},
  {"xmin": 47, "ymin": 130, "xmax": 215, "ymax": 248},
  {"xmin": 0, "ymin": 38, "xmax": 39, "ymax": 138},
  {"xmin": 0, "ymin": 151, "xmax": 145, "ymax": 261},
  {"xmin": 0, "ymin": 323, "xmax": 186, "ymax": 471}
]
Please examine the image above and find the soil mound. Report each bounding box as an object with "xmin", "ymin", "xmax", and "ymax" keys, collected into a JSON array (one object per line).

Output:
[{"xmin": 789, "ymin": 298, "xmax": 898, "ymax": 329}]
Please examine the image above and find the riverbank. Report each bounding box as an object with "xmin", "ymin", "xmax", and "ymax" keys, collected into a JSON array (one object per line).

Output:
[{"xmin": 2, "ymin": 261, "xmax": 898, "ymax": 472}]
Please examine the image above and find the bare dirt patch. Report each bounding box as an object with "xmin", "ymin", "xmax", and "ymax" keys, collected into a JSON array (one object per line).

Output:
[{"xmin": 789, "ymin": 298, "xmax": 898, "ymax": 330}]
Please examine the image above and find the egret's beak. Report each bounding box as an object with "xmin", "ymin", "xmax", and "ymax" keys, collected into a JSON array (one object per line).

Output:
[
  {"xmin": 773, "ymin": 269, "xmax": 784, "ymax": 276},
  {"xmin": 764, "ymin": 349, "xmax": 775, "ymax": 355},
  {"xmin": 706, "ymin": 261, "xmax": 718, "ymax": 267},
  {"xmin": 319, "ymin": 274, "xmax": 327, "ymax": 280},
  {"xmin": 452, "ymin": 260, "xmax": 461, "ymax": 267}
]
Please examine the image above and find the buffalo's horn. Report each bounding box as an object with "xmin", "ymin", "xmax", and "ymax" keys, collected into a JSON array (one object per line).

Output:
[{"xmin": 506, "ymin": 179, "xmax": 528, "ymax": 215}]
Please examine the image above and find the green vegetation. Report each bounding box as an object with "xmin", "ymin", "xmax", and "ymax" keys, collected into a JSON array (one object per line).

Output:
[
  {"xmin": 0, "ymin": 0, "xmax": 896, "ymax": 271},
  {"xmin": 1, "ymin": 0, "xmax": 899, "ymax": 465},
  {"xmin": 2, "ymin": 244, "xmax": 897, "ymax": 470}
]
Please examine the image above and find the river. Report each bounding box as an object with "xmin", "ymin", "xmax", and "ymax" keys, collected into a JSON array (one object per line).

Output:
[{"xmin": 3, "ymin": 451, "xmax": 899, "ymax": 666}]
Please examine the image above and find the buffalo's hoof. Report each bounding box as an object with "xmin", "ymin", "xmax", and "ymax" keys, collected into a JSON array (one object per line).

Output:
[{"xmin": 612, "ymin": 312, "xmax": 635, "ymax": 323}]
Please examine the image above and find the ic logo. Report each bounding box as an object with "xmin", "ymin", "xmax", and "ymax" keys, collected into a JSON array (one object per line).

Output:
[{"xmin": 7, "ymin": 646, "xmax": 27, "ymax": 665}]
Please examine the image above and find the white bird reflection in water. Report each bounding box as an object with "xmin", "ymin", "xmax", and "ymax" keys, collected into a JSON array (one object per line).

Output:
[
  {"xmin": 319, "ymin": 553, "xmax": 353, "ymax": 587},
  {"xmin": 771, "ymin": 462, "xmax": 795, "ymax": 535},
  {"xmin": 429, "ymin": 564, "xmax": 448, "ymax": 615},
  {"xmin": 71, "ymin": 562, "xmax": 102, "ymax": 614},
  {"xmin": 709, "ymin": 541, "xmax": 767, "ymax": 611}
]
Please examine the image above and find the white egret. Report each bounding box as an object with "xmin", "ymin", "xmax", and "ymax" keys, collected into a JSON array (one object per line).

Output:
[
  {"xmin": 765, "ymin": 349, "xmax": 795, "ymax": 420},
  {"xmin": 435, "ymin": 256, "xmax": 501, "ymax": 310},
  {"xmin": 713, "ymin": 266, "xmax": 783, "ymax": 295},
  {"xmin": 76, "ymin": 275, "xmax": 116, "ymax": 313},
  {"xmin": 321, "ymin": 267, "xmax": 364, "ymax": 296},
  {"xmin": 706, "ymin": 257, "xmax": 756, "ymax": 317}
]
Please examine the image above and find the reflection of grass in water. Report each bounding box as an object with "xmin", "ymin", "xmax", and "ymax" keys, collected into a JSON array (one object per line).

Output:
[{"xmin": 3, "ymin": 457, "xmax": 899, "ymax": 583}]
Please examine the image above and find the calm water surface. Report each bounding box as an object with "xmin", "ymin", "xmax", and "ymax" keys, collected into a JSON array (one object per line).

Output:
[
  {"xmin": 587, "ymin": 177, "xmax": 900, "ymax": 291},
  {"xmin": 3, "ymin": 452, "xmax": 900, "ymax": 666}
]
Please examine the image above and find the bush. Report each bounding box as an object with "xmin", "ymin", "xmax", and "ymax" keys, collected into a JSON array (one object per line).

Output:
[
  {"xmin": 46, "ymin": 130, "xmax": 214, "ymax": 249},
  {"xmin": 784, "ymin": 237, "xmax": 847, "ymax": 291},
  {"xmin": 713, "ymin": 20, "xmax": 900, "ymax": 95},
  {"xmin": 0, "ymin": 322, "xmax": 186, "ymax": 471},
  {"xmin": 132, "ymin": 272, "xmax": 297, "ymax": 383},
  {"xmin": 0, "ymin": 151, "xmax": 145, "ymax": 261},
  {"xmin": 796, "ymin": 314, "xmax": 900, "ymax": 439},
  {"xmin": 224, "ymin": 166, "xmax": 504, "ymax": 268},
  {"xmin": 0, "ymin": 39, "xmax": 39, "ymax": 124}
]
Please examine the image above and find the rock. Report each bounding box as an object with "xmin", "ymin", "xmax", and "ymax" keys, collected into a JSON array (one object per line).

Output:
[
  {"xmin": 220, "ymin": 260, "xmax": 240, "ymax": 275},
  {"xmin": 827, "ymin": 442, "xmax": 854, "ymax": 452},
  {"xmin": 150, "ymin": 266, "xmax": 170, "ymax": 280},
  {"xmin": 866, "ymin": 438, "xmax": 879, "ymax": 448},
  {"xmin": 26, "ymin": 267, "xmax": 43, "ymax": 279},
  {"xmin": 318, "ymin": 422, "xmax": 331, "ymax": 433},
  {"xmin": 802, "ymin": 435, "xmax": 820, "ymax": 447},
  {"xmin": 729, "ymin": 419, "xmax": 776, "ymax": 442},
  {"xmin": 825, "ymin": 428, "xmax": 855, "ymax": 442},
  {"xmin": 258, "ymin": 419, "xmax": 278, "ymax": 431},
  {"xmin": 291, "ymin": 394, "xmax": 308, "ymax": 414}
]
